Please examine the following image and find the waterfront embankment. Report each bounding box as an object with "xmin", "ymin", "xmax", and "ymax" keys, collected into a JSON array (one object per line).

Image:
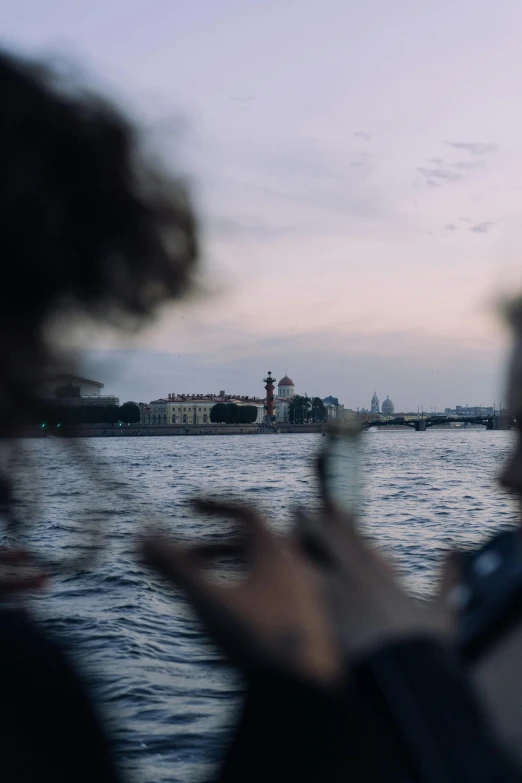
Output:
[{"xmin": 22, "ymin": 423, "xmax": 327, "ymax": 438}]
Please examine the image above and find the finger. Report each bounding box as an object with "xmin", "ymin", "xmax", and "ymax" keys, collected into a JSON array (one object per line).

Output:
[
  {"xmin": 314, "ymin": 452, "xmax": 360, "ymax": 525},
  {"xmin": 295, "ymin": 507, "xmax": 378, "ymax": 589},
  {"xmin": 293, "ymin": 508, "xmax": 335, "ymax": 567},
  {"xmin": 140, "ymin": 535, "xmax": 213, "ymax": 599},
  {"xmin": 192, "ymin": 540, "xmax": 246, "ymax": 559},
  {"xmin": 439, "ymin": 551, "xmax": 462, "ymax": 601},
  {"xmin": 193, "ymin": 499, "xmax": 274, "ymax": 558},
  {"xmin": 315, "ymin": 451, "xmax": 350, "ymax": 520},
  {"xmin": 140, "ymin": 535, "xmax": 255, "ymax": 664},
  {"xmin": 315, "ymin": 451, "xmax": 328, "ymax": 506},
  {"xmin": 431, "ymin": 551, "xmax": 462, "ymax": 633}
]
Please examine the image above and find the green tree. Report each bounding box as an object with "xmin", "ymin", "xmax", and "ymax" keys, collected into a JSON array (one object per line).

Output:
[
  {"xmin": 210, "ymin": 403, "xmax": 228, "ymax": 423},
  {"xmin": 311, "ymin": 397, "xmax": 327, "ymax": 423},
  {"xmin": 84, "ymin": 406, "xmax": 99, "ymax": 424},
  {"xmin": 106, "ymin": 405, "xmax": 121, "ymax": 424},
  {"xmin": 37, "ymin": 403, "xmax": 122, "ymax": 426},
  {"xmin": 226, "ymin": 402, "xmax": 239, "ymax": 423},
  {"xmin": 80, "ymin": 405, "xmax": 120, "ymax": 424},
  {"xmin": 289, "ymin": 394, "xmax": 312, "ymax": 424},
  {"xmin": 119, "ymin": 402, "xmax": 140, "ymax": 423},
  {"xmin": 246, "ymin": 405, "xmax": 258, "ymax": 424},
  {"xmin": 238, "ymin": 405, "xmax": 258, "ymax": 424}
]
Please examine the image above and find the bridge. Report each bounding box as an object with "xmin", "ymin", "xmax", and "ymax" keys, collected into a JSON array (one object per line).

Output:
[{"xmin": 362, "ymin": 415, "xmax": 514, "ymax": 432}]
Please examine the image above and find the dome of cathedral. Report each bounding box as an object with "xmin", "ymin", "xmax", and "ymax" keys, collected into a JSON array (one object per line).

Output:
[
  {"xmin": 382, "ymin": 396, "xmax": 394, "ymax": 414},
  {"xmin": 278, "ymin": 376, "xmax": 295, "ymax": 386}
]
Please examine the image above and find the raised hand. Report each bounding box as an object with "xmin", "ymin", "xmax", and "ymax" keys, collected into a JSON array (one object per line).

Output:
[
  {"xmin": 295, "ymin": 502, "xmax": 457, "ymax": 658},
  {"xmin": 141, "ymin": 499, "xmax": 342, "ymax": 686}
]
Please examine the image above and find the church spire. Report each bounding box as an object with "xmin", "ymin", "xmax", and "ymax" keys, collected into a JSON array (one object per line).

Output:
[{"xmin": 371, "ymin": 391, "xmax": 380, "ymax": 414}]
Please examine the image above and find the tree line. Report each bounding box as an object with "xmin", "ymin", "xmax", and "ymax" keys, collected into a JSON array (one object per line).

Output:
[
  {"xmin": 209, "ymin": 398, "xmax": 328, "ymax": 425},
  {"xmin": 38, "ymin": 401, "xmax": 141, "ymax": 426},
  {"xmin": 288, "ymin": 395, "xmax": 327, "ymax": 424},
  {"xmin": 210, "ymin": 403, "xmax": 258, "ymax": 424}
]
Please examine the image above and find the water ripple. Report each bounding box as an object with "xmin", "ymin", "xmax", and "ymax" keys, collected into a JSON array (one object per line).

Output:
[{"xmin": 2, "ymin": 430, "xmax": 516, "ymax": 782}]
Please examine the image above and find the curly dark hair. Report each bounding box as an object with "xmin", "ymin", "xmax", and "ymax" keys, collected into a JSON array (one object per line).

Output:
[
  {"xmin": 0, "ymin": 51, "xmax": 199, "ymax": 776},
  {"xmin": 0, "ymin": 49, "xmax": 199, "ymax": 435}
]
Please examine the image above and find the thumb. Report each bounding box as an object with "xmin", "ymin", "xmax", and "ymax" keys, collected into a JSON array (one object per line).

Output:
[{"xmin": 432, "ymin": 551, "xmax": 462, "ymax": 634}]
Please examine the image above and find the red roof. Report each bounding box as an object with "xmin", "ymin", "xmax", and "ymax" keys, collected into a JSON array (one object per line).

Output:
[{"xmin": 278, "ymin": 376, "xmax": 295, "ymax": 386}]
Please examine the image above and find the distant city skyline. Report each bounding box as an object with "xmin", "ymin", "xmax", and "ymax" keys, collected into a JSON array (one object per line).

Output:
[
  {"xmin": 81, "ymin": 350, "xmax": 507, "ymax": 413},
  {"xmin": 7, "ymin": 0, "xmax": 522, "ymax": 407}
]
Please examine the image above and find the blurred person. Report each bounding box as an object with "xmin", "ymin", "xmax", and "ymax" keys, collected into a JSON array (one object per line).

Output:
[
  {"xmin": 468, "ymin": 299, "xmax": 522, "ymax": 766},
  {"xmin": 0, "ymin": 44, "xmax": 517, "ymax": 783},
  {"xmin": 0, "ymin": 46, "xmax": 197, "ymax": 783}
]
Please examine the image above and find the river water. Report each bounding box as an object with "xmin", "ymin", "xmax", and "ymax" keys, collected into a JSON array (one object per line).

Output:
[{"xmin": 3, "ymin": 430, "xmax": 519, "ymax": 782}]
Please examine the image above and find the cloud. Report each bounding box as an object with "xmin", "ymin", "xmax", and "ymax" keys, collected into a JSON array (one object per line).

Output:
[
  {"xmin": 452, "ymin": 160, "xmax": 485, "ymax": 171},
  {"xmin": 470, "ymin": 222, "xmax": 494, "ymax": 234},
  {"xmin": 429, "ymin": 157, "xmax": 445, "ymax": 165},
  {"xmin": 444, "ymin": 224, "xmax": 458, "ymax": 231},
  {"xmin": 354, "ymin": 131, "xmax": 371, "ymax": 141},
  {"xmin": 426, "ymin": 180, "xmax": 439, "ymax": 187},
  {"xmin": 445, "ymin": 141, "xmax": 498, "ymax": 155},
  {"xmin": 417, "ymin": 167, "xmax": 462, "ymax": 182}
]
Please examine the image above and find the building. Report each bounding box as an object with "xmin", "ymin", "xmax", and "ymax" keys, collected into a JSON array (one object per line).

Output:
[
  {"xmin": 382, "ymin": 396, "xmax": 395, "ymax": 415},
  {"xmin": 273, "ymin": 375, "xmax": 345, "ymax": 422},
  {"xmin": 444, "ymin": 406, "xmax": 495, "ymax": 418},
  {"xmin": 275, "ymin": 375, "xmax": 296, "ymax": 422},
  {"xmin": 371, "ymin": 392, "xmax": 380, "ymax": 414},
  {"xmin": 141, "ymin": 392, "xmax": 265, "ymax": 426},
  {"xmin": 278, "ymin": 375, "xmax": 295, "ymax": 397},
  {"xmin": 323, "ymin": 395, "xmax": 345, "ymax": 420},
  {"xmin": 273, "ymin": 376, "xmax": 345, "ymax": 422},
  {"xmin": 40, "ymin": 374, "xmax": 119, "ymax": 406},
  {"xmin": 42, "ymin": 373, "xmax": 104, "ymax": 397},
  {"xmin": 142, "ymin": 374, "xmax": 344, "ymax": 427}
]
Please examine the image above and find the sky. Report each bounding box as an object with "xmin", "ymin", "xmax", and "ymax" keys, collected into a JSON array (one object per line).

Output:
[{"xmin": 5, "ymin": 0, "xmax": 522, "ymax": 411}]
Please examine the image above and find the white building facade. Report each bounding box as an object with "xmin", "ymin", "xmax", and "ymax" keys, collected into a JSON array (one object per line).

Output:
[
  {"xmin": 275, "ymin": 376, "xmax": 296, "ymax": 422},
  {"xmin": 142, "ymin": 393, "xmax": 265, "ymax": 426}
]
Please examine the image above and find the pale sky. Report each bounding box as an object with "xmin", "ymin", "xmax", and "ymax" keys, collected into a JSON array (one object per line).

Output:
[{"xmin": 6, "ymin": 0, "xmax": 522, "ymax": 410}]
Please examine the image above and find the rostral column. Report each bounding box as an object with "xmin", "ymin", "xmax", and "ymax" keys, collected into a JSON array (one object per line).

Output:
[{"xmin": 263, "ymin": 371, "xmax": 276, "ymax": 422}]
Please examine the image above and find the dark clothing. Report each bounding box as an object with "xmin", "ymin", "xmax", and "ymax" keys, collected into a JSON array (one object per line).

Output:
[
  {"xmin": 219, "ymin": 639, "xmax": 518, "ymax": 783},
  {"xmin": 0, "ymin": 610, "xmax": 516, "ymax": 782},
  {"xmin": 0, "ymin": 609, "xmax": 121, "ymax": 783},
  {"xmin": 347, "ymin": 639, "xmax": 518, "ymax": 782},
  {"xmin": 218, "ymin": 670, "xmax": 349, "ymax": 782}
]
